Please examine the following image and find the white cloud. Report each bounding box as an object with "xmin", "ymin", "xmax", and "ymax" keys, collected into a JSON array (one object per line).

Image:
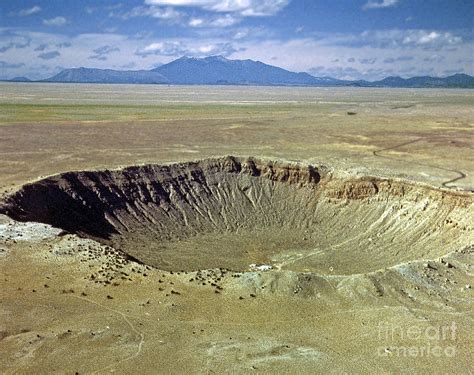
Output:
[
  {"xmin": 424, "ymin": 55, "xmax": 446, "ymax": 63},
  {"xmin": 401, "ymin": 30, "xmax": 462, "ymax": 47},
  {"xmin": 233, "ymin": 30, "xmax": 248, "ymax": 39},
  {"xmin": 145, "ymin": 0, "xmax": 209, "ymax": 5},
  {"xmin": 144, "ymin": 0, "xmax": 289, "ymax": 16},
  {"xmin": 363, "ymin": 0, "xmax": 398, "ymax": 10},
  {"xmin": 17, "ymin": 6, "xmax": 42, "ymax": 16},
  {"xmin": 319, "ymin": 29, "xmax": 463, "ymax": 50},
  {"xmin": 188, "ymin": 14, "xmax": 240, "ymax": 27},
  {"xmin": 408, "ymin": 31, "xmax": 438, "ymax": 45},
  {"xmin": 0, "ymin": 61, "xmax": 25, "ymax": 69},
  {"xmin": 359, "ymin": 57, "xmax": 377, "ymax": 65},
  {"xmin": 119, "ymin": 4, "xmax": 242, "ymax": 28},
  {"xmin": 43, "ymin": 17, "xmax": 67, "ymax": 26},
  {"xmin": 189, "ymin": 18, "xmax": 204, "ymax": 27},
  {"xmin": 38, "ymin": 51, "xmax": 61, "ymax": 60},
  {"xmin": 116, "ymin": 5, "xmax": 183, "ymax": 20},
  {"xmin": 115, "ymin": 1, "xmax": 277, "ymax": 28},
  {"xmin": 141, "ymin": 42, "xmax": 175, "ymax": 54},
  {"xmin": 89, "ymin": 45, "xmax": 120, "ymax": 60},
  {"xmin": 136, "ymin": 40, "xmax": 241, "ymax": 57},
  {"xmin": 211, "ymin": 14, "xmax": 240, "ymax": 27},
  {"xmin": 383, "ymin": 55, "xmax": 414, "ymax": 63}
]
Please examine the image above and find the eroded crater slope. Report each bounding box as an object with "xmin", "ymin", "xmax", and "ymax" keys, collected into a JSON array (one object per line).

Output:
[{"xmin": 0, "ymin": 156, "xmax": 472, "ymax": 274}]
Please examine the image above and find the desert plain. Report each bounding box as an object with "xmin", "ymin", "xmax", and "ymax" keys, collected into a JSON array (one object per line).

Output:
[{"xmin": 0, "ymin": 82, "xmax": 473, "ymax": 374}]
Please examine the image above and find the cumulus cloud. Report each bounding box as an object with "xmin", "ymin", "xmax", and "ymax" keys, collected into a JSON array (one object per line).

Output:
[
  {"xmin": 9, "ymin": 6, "xmax": 41, "ymax": 17},
  {"xmin": 121, "ymin": 6, "xmax": 184, "ymax": 20},
  {"xmin": 309, "ymin": 65, "xmax": 399, "ymax": 80},
  {"xmin": 116, "ymin": 5, "xmax": 241, "ymax": 28},
  {"xmin": 401, "ymin": 31, "xmax": 462, "ymax": 46},
  {"xmin": 189, "ymin": 18, "xmax": 204, "ymax": 27},
  {"xmin": 113, "ymin": 5, "xmax": 183, "ymax": 20},
  {"xmin": 136, "ymin": 41, "xmax": 187, "ymax": 56},
  {"xmin": 359, "ymin": 57, "xmax": 377, "ymax": 64},
  {"xmin": 363, "ymin": 0, "xmax": 398, "ymax": 10},
  {"xmin": 0, "ymin": 37, "xmax": 31, "ymax": 52},
  {"xmin": 43, "ymin": 17, "xmax": 67, "ymax": 26},
  {"xmin": 56, "ymin": 42, "xmax": 72, "ymax": 48},
  {"xmin": 144, "ymin": 0, "xmax": 289, "ymax": 16},
  {"xmin": 383, "ymin": 55, "xmax": 414, "ymax": 63},
  {"xmin": 323, "ymin": 29, "xmax": 464, "ymax": 50},
  {"xmin": 0, "ymin": 43, "xmax": 14, "ymax": 53},
  {"xmin": 89, "ymin": 45, "xmax": 120, "ymax": 60},
  {"xmin": 423, "ymin": 55, "xmax": 445, "ymax": 63},
  {"xmin": 222, "ymin": 26, "xmax": 273, "ymax": 40},
  {"xmin": 113, "ymin": 1, "xmax": 286, "ymax": 29},
  {"xmin": 212, "ymin": 14, "xmax": 241, "ymax": 27},
  {"xmin": 135, "ymin": 40, "xmax": 241, "ymax": 57},
  {"xmin": 38, "ymin": 51, "xmax": 61, "ymax": 60},
  {"xmin": 188, "ymin": 14, "xmax": 240, "ymax": 27},
  {"xmin": 34, "ymin": 43, "xmax": 49, "ymax": 51},
  {"xmin": 0, "ymin": 61, "xmax": 26, "ymax": 69}
]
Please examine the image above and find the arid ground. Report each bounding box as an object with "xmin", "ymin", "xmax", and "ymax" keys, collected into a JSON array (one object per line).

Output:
[{"xmin": 0, "ymin": 83, "xmax": 473, "ymax": 374}]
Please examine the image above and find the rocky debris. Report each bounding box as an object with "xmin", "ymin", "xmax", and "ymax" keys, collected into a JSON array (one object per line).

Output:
[
  {"xmin": 184, "ymin": 268, "xmax": 232, "ymax": 294},
  {"xmin": 249, "ymin": 264, "xmax": 273, "ymax": 271},
  {"xmin": 0, "ymin": 214, "xmax": 62, "ymax": 242}
]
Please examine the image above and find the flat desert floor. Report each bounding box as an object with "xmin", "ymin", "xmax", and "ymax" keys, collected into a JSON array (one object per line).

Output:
[{"xmin": 0, "ymin": 83, "xmax": 473, "ymax": 374}]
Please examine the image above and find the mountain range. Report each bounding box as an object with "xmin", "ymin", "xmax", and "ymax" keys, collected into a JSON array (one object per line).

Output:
[
  {"xmin": 351, "ymin": 74, "xmax": 474, "ymax": 88},
  {"xmin": 41, "ymin": 67, "xmax": 168, "ymax": 84},
  {"xmin": 7, "ymin": 56, "xmax": 474, "ymax": 88}
]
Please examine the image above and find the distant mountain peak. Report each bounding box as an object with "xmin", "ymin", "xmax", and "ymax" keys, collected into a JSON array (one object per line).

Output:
[
  {"xmin": 175, "ymin": 55, "xmax": 230, "ymax": 63},
  {"xmin": 150, "ymin": 55, "xmax": 323, "ymax": 85},
  {"xmin": 43, "ymin": 66, "xmax": 168, "ymax": 84},
  {"xmin": 205, "ymin": 55, "xmax": 228, "ymax": 62},
  {"xmin": 9, "ymin": 76, "xmax": 31, "ymax": 82},
  {"xmin": 451, "ymin": 73, "xmax": 469, "ymax": 78}
]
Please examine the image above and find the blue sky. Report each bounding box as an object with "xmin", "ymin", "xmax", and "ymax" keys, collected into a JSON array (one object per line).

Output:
[{"xmin": 0, "ymin": 0, "xmax": 473, "ymax": 80}]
